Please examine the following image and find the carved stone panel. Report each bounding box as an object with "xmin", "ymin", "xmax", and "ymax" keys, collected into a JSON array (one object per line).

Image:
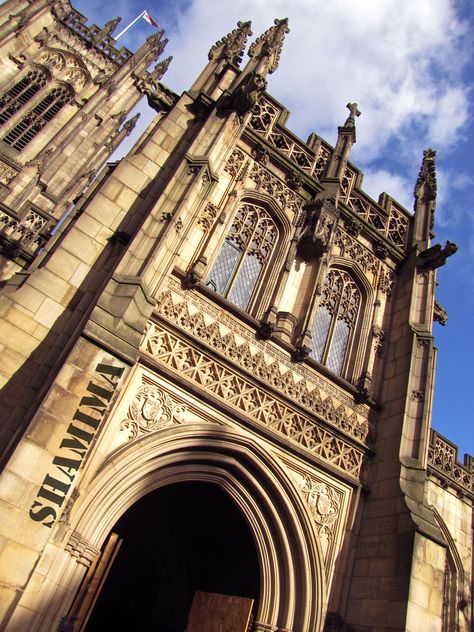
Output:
[
  {"xmin": 120, "ymin": 382, "xmax": 187, "ymax": 441},
  {"xmin": 285, "ymin": 463, "xmax": 352, "ymax": 582}
]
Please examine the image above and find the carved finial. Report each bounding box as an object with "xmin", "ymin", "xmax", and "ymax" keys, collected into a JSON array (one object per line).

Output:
[
  {"xmin": 414, "ymin": 148, "xmax": 437, "ymax": 201},
  {"xmin": 123, "ymin": 113, "xmax": 140, "ymax": 135},
  {"xmin": 248, "ymin": 17, "xmax": 290, "ymax": 75},
  {"xmin": 344, "ymin": 102, "xmax": 361, "ymax": 127},
  {"xmin": 146, "ymin": 30, "xmax": 166, "ymax": 48},
  {"xmin": 93, "ymin": 16, "xmax": 121, "ymax": 42},
  {"xmin": 209, "ymin": 20, "xmax": 253, "ymax": 66},
  {"xmin": 104, "ymin": 16, "xmax": 121, "ymax": 35},
  {"xmin": 147, "ymin": 56, "xmax": 173, "ymax": 87}
]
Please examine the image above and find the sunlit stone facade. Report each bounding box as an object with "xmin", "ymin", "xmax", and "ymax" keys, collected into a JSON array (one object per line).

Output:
[{"xmin": 0, "ymin": 2, "xmax": 471, "ymax": 631}]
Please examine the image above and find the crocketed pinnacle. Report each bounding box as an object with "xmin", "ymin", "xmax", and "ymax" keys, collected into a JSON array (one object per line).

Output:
[
  {"xmin": 208, "ymin": 20, "xmax": 253, "ymax": 67},
  {"xmin": 148, "ymin": 56, "xmax": 173, "ymax": 84},
  {"xmin": 414, "ymin": 149, "xmax": 437, "ymax": 201},
  {"xmin": 247, "ymin": 17, "xmax": 290, "ymax": 75},
  {"xmin": 94, "ymin": 16, "xmax": 121, "ymax": 43}
]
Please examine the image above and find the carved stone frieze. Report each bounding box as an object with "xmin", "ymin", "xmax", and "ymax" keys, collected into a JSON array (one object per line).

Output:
[
  {"xmin": 140, "ymin": 320, "xmax": 366, "ymax": 477},
  {"xmin": 120, "ymin": 382, "xmax": 187, "ymax": 441},
  {"xmin": 248, "ymin": 161, "xmax": 302, "ymax": 215},
  {"xmin": 167, "ymin": 276, "xmax": 371, "ymax": 413},
  {"xmin": 224, "ymin": 147, "xmax": 247, "ymax": 179},
  {"xmin": 154, "ymin": 285, "xmax": 371, "ymax": 444}
]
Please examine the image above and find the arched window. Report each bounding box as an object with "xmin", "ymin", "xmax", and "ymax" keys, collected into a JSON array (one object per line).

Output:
[
  {"xmin": 0, "ymin": 69, "xmax": 49, "ymax": 126},
  {"xmin": 310, "ymin": 268, "xmax": 361, "ymax": 375},
  {"xmin": 207, "ymin": 202, "xmax": 277, "ymax": 312},
  {"xmin": 3, "ymin": 85, "xmax": 71, "ymax": 151}
]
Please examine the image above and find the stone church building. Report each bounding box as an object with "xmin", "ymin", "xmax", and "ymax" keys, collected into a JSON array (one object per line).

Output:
[{"xmin": 0, "ymin": 1, "xmax": 472, "ymax": 630}]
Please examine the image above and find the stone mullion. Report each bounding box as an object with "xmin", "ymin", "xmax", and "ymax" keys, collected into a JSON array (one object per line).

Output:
[
  {"xmin": 356, "ymin": 271, "xmax": 384, "ymax": 399},
  {"xmin": 296, "ymin": 255, "xmax": 330, "ymax": 357},
  {"xmin": 259, "ymin": 220, "xmax": 299, "ymax": 338},
  {"xmin": 185, "ymin": 184, "xmax": 242, "ymax": 288},
  {"xmin": 37, "ymin": 85, "xmax": 130, "ymax": 187}
]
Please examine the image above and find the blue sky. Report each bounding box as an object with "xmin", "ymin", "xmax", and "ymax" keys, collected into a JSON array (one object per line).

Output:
[{"xmin": 72, "ymin": 0, "xmax": 474, "ymax": 459}]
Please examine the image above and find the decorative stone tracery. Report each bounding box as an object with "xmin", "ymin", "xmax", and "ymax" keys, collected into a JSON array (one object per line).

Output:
[
  {"xmin": 140, "ymin": 317, "xmax": 367, "ymax": 477},
  {"xmin": 154, "ymin": 282, "xmax": 372, "ymax": 442},
  {"xmin": 334, "ymin": 226, "xmax": 378, "ymax": 275},
  {"xmin": 428, "ymin": 430, "xmax": 474, "ymax": 496}
]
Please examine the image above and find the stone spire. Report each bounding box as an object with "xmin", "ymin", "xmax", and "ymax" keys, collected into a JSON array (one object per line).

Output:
[
  {"xmin": 247, "ymin": 17, "xmax": 290, "ymax": 75},
  {"xmin": 412, "ymin": 149, "xmax": 437, "ymax": 244},
  {"xmin": 324, "ymin": 102, "xmax": 361, "ymax": 183},
  {"xmin": 414, "ymin": 148, "xmax": 437, "ymax": 203},
  {"xmin": 147, "ymin": 56, "xmax": 173, "ymax": 86},
  {"xmin": 208, "ymin": 20, "xmax": 253, "ymax": 67}
]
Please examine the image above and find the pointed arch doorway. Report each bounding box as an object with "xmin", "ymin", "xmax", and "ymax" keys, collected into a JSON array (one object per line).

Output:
[
  {"xmin": 77, "ymin": 481, "xmax": 260, "ymax": 631},
  {"xmin": 59, "ymin": 426, "xmax": 325, "ymax": 631}
]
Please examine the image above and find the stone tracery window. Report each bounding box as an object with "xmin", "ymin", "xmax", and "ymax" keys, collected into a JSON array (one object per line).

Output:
[
  {"xmin": 207, "ymin": 202, "xmax": 277, "ymax": 312},
  {"xmin": 310, "ymin": 268, "xmax": 361, "ymax": 375},
  {"xmin": 3, "ymin": 85, "xmax": 72, "ymax": 151},
  {"xmin": 0, "ymin": 69, "xmax": 49, "ymax": 126}
]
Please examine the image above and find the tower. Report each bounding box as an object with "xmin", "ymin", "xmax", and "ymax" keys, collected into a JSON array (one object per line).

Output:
[
  {"xmin": 0, "ymin": 6, "xmax": 471, "ymax": 632},
  {"xmin": 0, "ymin": 0, "xmax": 168, "ymax": 280}
]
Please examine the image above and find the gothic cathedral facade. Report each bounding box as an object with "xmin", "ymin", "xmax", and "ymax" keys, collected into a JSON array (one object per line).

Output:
[{"xmin": 0, "ymin": 2, "xmax": 472, "ymax": 631}]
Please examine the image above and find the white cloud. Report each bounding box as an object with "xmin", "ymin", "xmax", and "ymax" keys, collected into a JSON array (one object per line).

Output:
[
  {"xmin": 360, "ymin": 168, "xmax": 413, "ymax": 211},
  {"xmin": 75, "ymin": 0, "xmax": 472, "ymax": 220},
  {"xmin": 75, "ymin": 0, "xmax": 470, "ymax": 168},
  {"xmin": 157, "ymin": 0, "xmax": 470, "ymax": 169}
]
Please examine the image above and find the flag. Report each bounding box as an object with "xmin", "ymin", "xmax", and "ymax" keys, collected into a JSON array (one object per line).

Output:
[{"xmin": 143, "ymin": 10, "xmax": 159, "ymax": 28}]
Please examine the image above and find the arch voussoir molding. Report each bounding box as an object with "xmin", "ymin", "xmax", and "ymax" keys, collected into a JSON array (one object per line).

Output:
[{"xmin": 62, "ymin": 424, "xmax": 326, "ymax": 631}]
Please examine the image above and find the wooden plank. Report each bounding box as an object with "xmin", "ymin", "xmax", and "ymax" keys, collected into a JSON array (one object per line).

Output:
[{"xmin": 186, "ymin": 591, "xmax": 254, "ymax": 632}]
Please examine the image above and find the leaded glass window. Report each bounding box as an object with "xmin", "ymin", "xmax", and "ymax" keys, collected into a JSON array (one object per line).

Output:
[
  {"xmin": 3, "ymin": 85, "xmax": 71, "ymax": 151},
  {"xmin": 207, "ymin": 202, "xmax": 277, "ymax": 312},
  {"xmin": 0, "ymin": 70, "xmax": 48, "ymax": 126},
  {"xmin": 310, "ymin": 269, "xmax": 361, "ymax": 375}
]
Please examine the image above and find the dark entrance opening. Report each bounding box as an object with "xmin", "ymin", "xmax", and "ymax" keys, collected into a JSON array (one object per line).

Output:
[{"xmin": 83, "ymin": 481, "xmax": 260, "ymax": 632}]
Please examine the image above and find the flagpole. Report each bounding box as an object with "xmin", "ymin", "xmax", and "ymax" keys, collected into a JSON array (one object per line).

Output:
[{"xmin": 114, "ymin": 11, "xmax": 145, "ymax": 40}]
